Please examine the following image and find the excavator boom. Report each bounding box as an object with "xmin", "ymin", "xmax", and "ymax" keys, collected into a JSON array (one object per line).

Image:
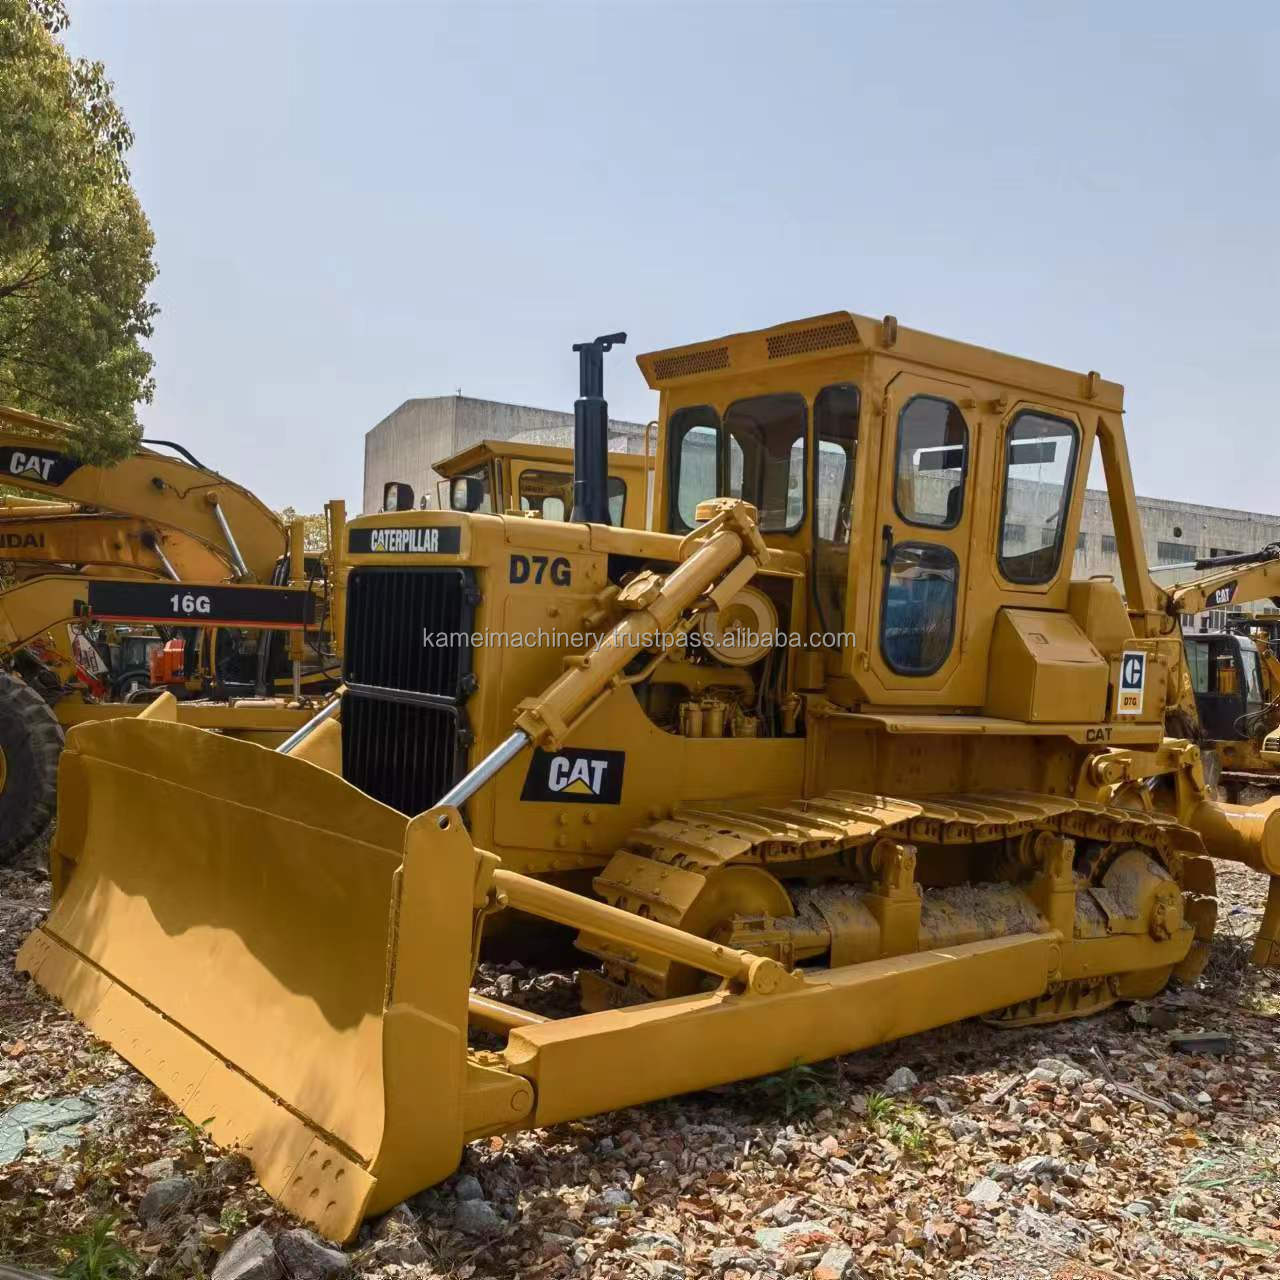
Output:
[{"xmin": 0, "ymin": 406, "xmax": 288, "ymax": 582}]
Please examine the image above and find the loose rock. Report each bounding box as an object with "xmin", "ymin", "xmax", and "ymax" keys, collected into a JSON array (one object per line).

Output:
[
  {"xmin": 212, "ymin": 1226, "xmax": 283, "ymax": 1280},
  {"xmin": 814, "ymin": 1243, "xmax": 860, "ymax": 1279},
  {"xmin": 453, "ymin": 1172, "xmax": 484, "ymax": 1201},
  {"xmin": 139, "ymin": 1156, "xmax": 176, "ymax": 1182},
  {"xmin": 138, "ymin": 1175, "xmax": 195, "ymax": 1223},
  {"xmin": 966, "ymin": 1176, "xmax": 1003, "ymax": 1208},
  {"xmin": 884, "ymin": 1066, "xmax": 918, "ymax": 1094},
  {"xmin": 453, "ymin": 1197, "xmax": 505, "ymax": 1238},
  {"xmin": 275, "ymin": 1227, "xmax": 350, "ymax": 1280}
]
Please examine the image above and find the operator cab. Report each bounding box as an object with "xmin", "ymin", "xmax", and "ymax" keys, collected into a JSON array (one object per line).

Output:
[
  {"xmin": 1184, "ymin": 632, "xmax": 1267, "ymax": 742},
  {"xmin": 433, "ymin": 439, "xmax": 644, "ymax": 527},
  {"xmin": 642, "ymin": 313, "xmax": 1112, "ymax": 715}
]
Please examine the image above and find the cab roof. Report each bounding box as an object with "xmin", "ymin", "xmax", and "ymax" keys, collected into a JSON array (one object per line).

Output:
[
  {"xmin": 636, "ymin": 310, "xmax": 1124, "ymax": 413},
  {"xmin": 435, "ymin": 438, "xmax": 654, "ymax": 475}
]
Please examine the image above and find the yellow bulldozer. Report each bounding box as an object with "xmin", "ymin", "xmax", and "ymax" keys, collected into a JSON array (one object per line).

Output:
[
  {"xmin": 432, "ymin": 436, "xmax": 653, "ymax": 527},
  {"xmin": 20, "ymin": 312, "xmax": 1280, "ymax": 1241}
]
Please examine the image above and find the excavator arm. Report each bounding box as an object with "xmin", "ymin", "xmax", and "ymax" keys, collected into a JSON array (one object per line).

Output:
[
  {"xmin": 0, "ymin": 406, "xmax": 288, "ymax": 582},
  {"xmin": 0, "ymin": 507, "xmax": 231, "ymax": 581},
  {"xmin": 1163, "ymin": 545, "xmax": 1280, "ymax": 618}
]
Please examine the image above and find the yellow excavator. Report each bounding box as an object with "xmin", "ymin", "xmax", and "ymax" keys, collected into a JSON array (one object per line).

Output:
[
  {"xmin": 0, "ymin": 406, "xmax": 344, "ymax": 862},
  {"xmin": 1176, "ymin": 602, "xmax": 1280, "ymax": 803},
  {"xmin": 20, "ymin": 313, "xmax": 1280, "ymax": 1241}
]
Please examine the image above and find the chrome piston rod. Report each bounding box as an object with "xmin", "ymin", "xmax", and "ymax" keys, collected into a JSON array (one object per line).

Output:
[
  {"xmin": 436, "ymin": 730, "xmax": 530, "ymax": 810},
  {"xmin": 276, "ymin": 695, "xmax": 342, "ymax": 754},
  {"xmin": 142, "ymin": 533, "xmax": 181, "ymax": 582},
  {"xmin": 209, "ymin": 494, "xmax": 251, "ymax": 580}
]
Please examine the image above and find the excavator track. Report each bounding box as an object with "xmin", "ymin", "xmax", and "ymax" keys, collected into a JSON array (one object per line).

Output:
[{"xmin": 583, "ymin": 788, "xmax": 1215, "ymax": 1013}]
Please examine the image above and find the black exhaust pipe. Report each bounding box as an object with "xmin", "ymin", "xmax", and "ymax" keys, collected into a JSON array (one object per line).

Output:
[{"xmin": 570, "ymin": 332, "xmax": 626, "ymax": 525}]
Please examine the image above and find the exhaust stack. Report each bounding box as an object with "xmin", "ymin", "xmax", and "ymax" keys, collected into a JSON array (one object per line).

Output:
[{"xmin": 570, "ymin": 332, "xmax": 626, "ymax": 525}]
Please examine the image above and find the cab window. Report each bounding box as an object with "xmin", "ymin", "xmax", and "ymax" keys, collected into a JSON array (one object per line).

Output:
[
  {"xmin": 881, "ymin": 543, "xmax": 959, "ymax": 675},
  {"xmin": 518, "ymin": 468, "xmax": 625, "ymax": 523},
  {"xmin": 668, "ymin": 396, "xmax": 806, "ymax": 533},
  {"xmin": 1243, "ymin": 646, "xmax": 1264, "ymax": 705},
  {"xmin": 813, "ymin": 384, "xmax": 860, "ymax": 631},
  {"xmin": 894, "ymin": 397, "xmax": 968, "ymax": 529},
  {"xmin": 997, "ymin": 410, "xmax": 1080, "ymax": 584},
  {"xmin": 724, "ymin": 394, "xmax": 806, "ymax": 533},
  {"xmin": 670, "ymin": 407, "xmax": 725, "ymax": 529}
]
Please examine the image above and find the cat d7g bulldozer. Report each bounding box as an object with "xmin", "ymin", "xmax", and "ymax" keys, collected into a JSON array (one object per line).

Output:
[{"xmin": 20, "ymin": 312, "xmax": 1280, "ymax": 1240}]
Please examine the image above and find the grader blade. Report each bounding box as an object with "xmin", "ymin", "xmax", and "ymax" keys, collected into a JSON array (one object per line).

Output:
[{"xmin": 17, "ymin": 720, "xmax": 482, "ymax": 1241}]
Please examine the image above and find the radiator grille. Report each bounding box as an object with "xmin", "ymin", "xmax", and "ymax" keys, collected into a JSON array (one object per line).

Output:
[
  {"xmin": 342, "ymin": 696, "xmax": 468, "ymax": 817},
  {"xmin": 345, "ymin": 568, "xmax": 472, "ymax": 696},
  {"xmin": 342, "ymin": 567, "xmax": 477, "ymax": 815}
]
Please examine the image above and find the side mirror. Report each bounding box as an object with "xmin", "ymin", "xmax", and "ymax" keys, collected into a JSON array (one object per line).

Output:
[
  {"xmin": 451, "ymin": 476, "xmax": 485, "ymax": 513},
  {"xmin": 383, "ymin": 481, "xmax": 415, "ymax": 512}
]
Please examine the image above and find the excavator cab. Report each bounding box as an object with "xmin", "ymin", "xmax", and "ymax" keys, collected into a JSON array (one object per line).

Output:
[{"xmin": 1184, "ymin": 631, "xmax": 1267, "ymax": 742}]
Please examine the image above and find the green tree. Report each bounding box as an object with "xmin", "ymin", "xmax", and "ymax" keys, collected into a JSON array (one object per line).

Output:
[{"xmin": 0, "ymin": 0, "xmax": 158, "ymax": 462}]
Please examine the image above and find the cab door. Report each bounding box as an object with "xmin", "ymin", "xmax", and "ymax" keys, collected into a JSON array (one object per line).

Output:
[{"xmin": 867, "ymin": 372, "xmax": 975, "ymax": 695}]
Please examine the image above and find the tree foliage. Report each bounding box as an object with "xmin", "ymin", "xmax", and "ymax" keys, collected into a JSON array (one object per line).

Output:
[
  {"xmin": 0, "ymin": 0, "xmax": 158, "ymax": 462},
  {"xmin": 278, "ymin": 507, "xmax": 332, "ymax": 554}
]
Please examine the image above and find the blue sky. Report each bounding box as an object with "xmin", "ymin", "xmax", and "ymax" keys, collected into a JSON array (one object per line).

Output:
[{"xmin": 64, "ymin": 1, "xmax": 1277, "ymax": 515}]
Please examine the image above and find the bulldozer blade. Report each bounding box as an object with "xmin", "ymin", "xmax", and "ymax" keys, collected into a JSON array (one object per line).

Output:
[{"xmin": 17, "ymin": 719, "xmax": 479, "ymax": 1241}]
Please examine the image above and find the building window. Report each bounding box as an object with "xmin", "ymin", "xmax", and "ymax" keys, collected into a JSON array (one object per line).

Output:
[
  {"xmin": 881, "ymin": 543, "xmax": 959, "ymax": 675},
  {"xmin": 1101, "ymin": 534, "xmax": 1117, "ymax": 555},
  {"xmin": 1077, "ymin": 532, "xmax": 1087, "ymax": 552},
  {"xmin": 895, "ymin": 397, "xmax": 968, "ymax": 529},
  {"xmin": 997, "ymin": 410, "xmax": 1080, "ymax": 584},
  {"xmin": 1157, "ymin": 540, "xmax": 1191, "ymax": 564}
]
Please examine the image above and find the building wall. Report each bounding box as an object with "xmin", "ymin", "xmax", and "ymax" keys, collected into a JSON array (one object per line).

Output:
[
  {"xmin": 362, "ymin": 395, "xmax": 646, "ymax": 513},
  {"xmin": 1073, "ymin": 489, "xmax": 1280, "ymax": 619}
]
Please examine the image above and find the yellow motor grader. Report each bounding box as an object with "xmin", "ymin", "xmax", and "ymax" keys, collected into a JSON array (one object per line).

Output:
[{"xmin": 20, "ymin": 312, "xmax": 1280, "ymax": 1241}]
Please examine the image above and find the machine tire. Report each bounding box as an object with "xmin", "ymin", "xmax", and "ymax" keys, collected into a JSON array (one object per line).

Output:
[{"xmin": 0, "ymin": 672, "xmax": 64, "ymax": 866}]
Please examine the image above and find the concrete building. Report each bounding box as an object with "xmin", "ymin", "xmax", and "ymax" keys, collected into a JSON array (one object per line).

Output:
[
  {"xmin": 1073, "ymin": 489, "xmax": 1280, "ymax": 626},
  {"xmin": 362, "ymin": 395, "xmax": 648, "ymax": 515},
  {"xmin": 364, "ymin": 395, "xmax": 1280, "ymax": 623}
]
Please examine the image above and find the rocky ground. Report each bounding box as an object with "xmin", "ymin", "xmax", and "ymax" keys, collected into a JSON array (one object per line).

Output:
[{"xmin": 1, "ymin": 840, "xmax": 1278, "ymax": 1280}]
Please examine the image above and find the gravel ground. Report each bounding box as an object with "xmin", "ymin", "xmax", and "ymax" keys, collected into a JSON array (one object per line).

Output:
[{"xmin": 1, "ymin": 839, "xmax": 1278, "ymax": 1279}]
